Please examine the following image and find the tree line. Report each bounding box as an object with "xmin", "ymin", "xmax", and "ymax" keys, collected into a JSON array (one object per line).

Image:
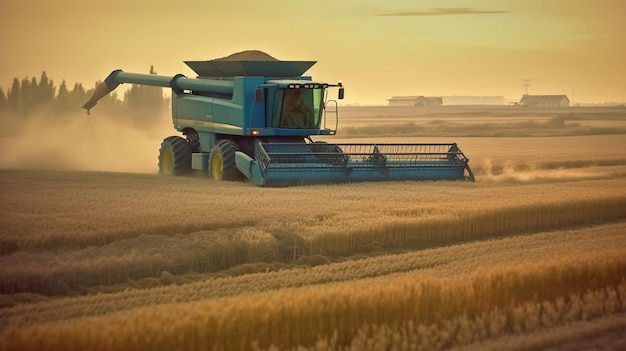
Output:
[{"xmin": 0, "ymin": 66, "xmax": 167, "ymax": 121}]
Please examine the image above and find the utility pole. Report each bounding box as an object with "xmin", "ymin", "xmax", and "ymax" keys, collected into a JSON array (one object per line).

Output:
[{"xmin": 522, "ymin": 79, "xmax": 531, "ymax": 95}]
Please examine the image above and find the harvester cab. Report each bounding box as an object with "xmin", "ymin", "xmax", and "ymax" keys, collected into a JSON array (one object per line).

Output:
[{"xmin": 83, "ymin": 53, "xmax": 473, "ymax": 186}]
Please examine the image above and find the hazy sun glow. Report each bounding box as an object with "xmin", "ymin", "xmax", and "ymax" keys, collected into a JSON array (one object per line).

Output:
[{"xmin": 0, "ymin": 0, "xmax": 624, "ymax": 104}]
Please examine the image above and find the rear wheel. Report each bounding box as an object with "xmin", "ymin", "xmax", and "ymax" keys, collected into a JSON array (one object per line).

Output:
[
  {"xmin": 158, "ymin": 136, "xmax": 191, "ymax": 176},
  {"xmin": 209, "ymin": 139, "xmax": 243, "ymax": 181}
]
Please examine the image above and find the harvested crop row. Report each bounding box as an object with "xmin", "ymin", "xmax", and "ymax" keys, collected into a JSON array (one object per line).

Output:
[
  {"xmin": 2, "ymin": 222, "xmax": 625, "ymax": 330},
  {"xmin": 2, "ymin": 195, "xmax": 624, "ymax": 296},
  {"xmin": 1, "ymin": 250, "xmax": 624, "ymax": 351},
  {"xmin": 2, "ymin": 167, "xmax": 625, "ymax": 253}
]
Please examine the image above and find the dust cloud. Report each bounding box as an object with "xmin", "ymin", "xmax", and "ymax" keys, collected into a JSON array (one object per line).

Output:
[
  {"xmin": 0, "ymin": 112, "xmax": 175, "ymax": 173},
  {"xmin": 476, "ymin": 158, "xmax": 607, "ymax": 183}
]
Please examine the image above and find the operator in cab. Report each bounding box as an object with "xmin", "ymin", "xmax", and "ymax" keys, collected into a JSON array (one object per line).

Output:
[{"xmin": 282, "ymin": 89, "xmax": 312, "ymax": 128}]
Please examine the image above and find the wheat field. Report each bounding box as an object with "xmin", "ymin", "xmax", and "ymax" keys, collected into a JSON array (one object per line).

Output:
[{"xmin": 1, "ymin": 106, "xmax": 625, "ymax": 350}]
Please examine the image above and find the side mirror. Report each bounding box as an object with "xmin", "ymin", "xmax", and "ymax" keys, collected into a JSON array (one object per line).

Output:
[{"xmin": 338, "ymin": 87, "xmax": 344, "ymax": 100}]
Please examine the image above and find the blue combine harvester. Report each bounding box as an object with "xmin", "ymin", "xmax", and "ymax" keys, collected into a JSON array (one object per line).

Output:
[{"xmin": 83, "ymin": 52, "xmax": 474, "ymax": 186}]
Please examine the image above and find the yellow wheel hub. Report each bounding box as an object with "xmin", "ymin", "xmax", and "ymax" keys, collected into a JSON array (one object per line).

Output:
[
  {"xmin": 212, "ymin": 154, "xmax": 223, "ymax": 180},
  {"xmin": 161, "ymin": 149, "xmax": 174, "ymax": 175}
]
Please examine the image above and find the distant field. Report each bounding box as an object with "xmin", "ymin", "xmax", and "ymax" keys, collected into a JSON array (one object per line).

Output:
[
  {"xmin": 0, "ymin": 106, "xmax": 625, "ymax": 350},
  {"xmin": 332, "ymin": 105, "xmax": 626, "ymax": 137}
]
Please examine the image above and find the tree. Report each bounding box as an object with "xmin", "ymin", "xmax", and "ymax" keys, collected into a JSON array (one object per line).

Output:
[
  {"xmin": 0, "ymin": 87, "xmax": 9, "ymax": 133},
  {"xmin": 7, "ymin": 78, "xmax": 20, "ymax": 111},
  {"xmin": 27, "ymin": 77, "xmax": 38, "ymax": 110},
  {"xmin": 69, "ymin": 82, "xmax": 87, "ymax": 109},
  {"xmin": 0, "ymin": 88, "xmax": 7, "ymax": 112},
  {"xmin": 19, "ymin": 77, "xmax": 33, "ymax": 114},
  {"xmin": 123, "ymin": 65, "xmax": 165, "ymax": 125},
  {"xmin": 55, "ymin": 79, "xmax": 70, "ymax": 113},
  {"xmin": 38, "ymin": 71, "xmax": 55, "ymax": 105}
]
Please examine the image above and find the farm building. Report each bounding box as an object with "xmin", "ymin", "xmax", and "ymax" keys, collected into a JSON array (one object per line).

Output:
[
  {"xmin": 519, "ymin": 94, "xmax": 570, "ymax": 107},
  {"xmin": 387, "ymin": 96, "xmax": 443, "ymax": 106}
]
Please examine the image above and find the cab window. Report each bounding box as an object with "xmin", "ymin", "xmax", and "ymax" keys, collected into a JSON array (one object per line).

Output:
[{"xmin": 273, "ymin": 88, "xmax": 323, "ymax": 128}]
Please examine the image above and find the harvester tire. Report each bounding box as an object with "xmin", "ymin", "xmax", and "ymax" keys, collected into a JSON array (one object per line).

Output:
[
  {"xmin": 209, "ymin": 139, "xmax": 243, "ymax": 181},
  {"xmin": 158, "ymin": 136, "xmax": 192, "ymax": 176}
]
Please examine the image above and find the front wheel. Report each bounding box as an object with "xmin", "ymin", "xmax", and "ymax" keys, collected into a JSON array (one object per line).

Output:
[
  {"xmin": 209, "ymin": 139, "xmax": 243, "ymax": 181},
  {"xmin": 158, "ymin": 136, "xmax": 191, "ymax": 176}
]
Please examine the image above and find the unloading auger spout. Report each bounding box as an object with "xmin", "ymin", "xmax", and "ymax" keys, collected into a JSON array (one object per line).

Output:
[
  {"xmin": 82, "ymin": 51, "xmax": 473, "ymax": 186},
  {"xmin": 82, "ymin": 70, "xmax": 233, "ymax": 113}
]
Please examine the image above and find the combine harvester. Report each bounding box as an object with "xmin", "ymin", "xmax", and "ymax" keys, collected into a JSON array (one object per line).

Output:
[{"xmin": 83, "ymin": 51, "xmax": 474, "ymax": 186}]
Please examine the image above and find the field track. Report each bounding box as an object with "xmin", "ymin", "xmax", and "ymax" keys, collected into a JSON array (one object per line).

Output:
[{"xmin": 1, "ymin": 107, "xmax": 625, "ymax": 350}]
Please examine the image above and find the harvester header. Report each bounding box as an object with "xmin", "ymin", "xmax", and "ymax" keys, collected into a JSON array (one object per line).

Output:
[{"xmin": 83, "ymin": 50, "xmax": 473, "ymax": 186}]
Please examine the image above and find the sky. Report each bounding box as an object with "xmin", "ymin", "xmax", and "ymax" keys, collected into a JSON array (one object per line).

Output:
[{"xmin": 1, "ymin": 0, "xmax": 625, "ymax": 105}]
